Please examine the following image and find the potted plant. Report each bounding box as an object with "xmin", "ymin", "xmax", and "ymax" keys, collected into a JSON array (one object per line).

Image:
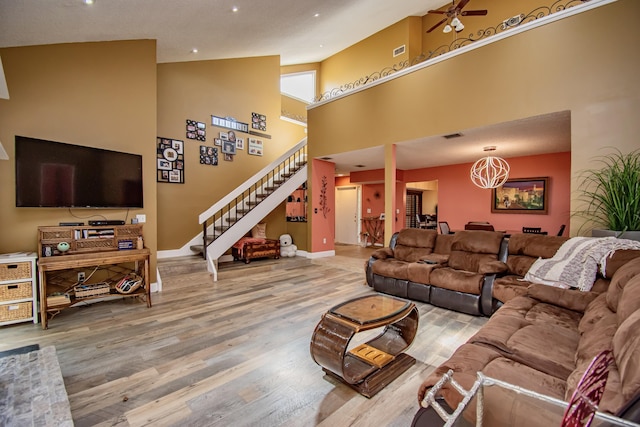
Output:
[{"xmin": 575, "ymin": 148, "xmax": 640, "ymax": 240}]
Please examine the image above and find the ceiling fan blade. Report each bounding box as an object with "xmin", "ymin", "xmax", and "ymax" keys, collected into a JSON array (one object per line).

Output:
[
  {"xmin": 461, "ymin": 9, "xmax": 488, "ymax": 16},
  {"xmin": 426, "ymin": 17, "xmax": 447, "ymax": 33},
  {"xmin": 455, "ymin": 0, "xmax": 471, "ymax": 11},
  {"xmin": 427, "ymin": 10, "xmax": 447, "ymax": 14}
]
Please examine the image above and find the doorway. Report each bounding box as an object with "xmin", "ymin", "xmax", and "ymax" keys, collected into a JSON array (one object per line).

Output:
[
  {"xmin": 406, "ymin": 190, "xmax": 423, "ymax": 228},
  {"xmin": 335, "ymin": 186, "xmax": 360, "ymax": 245}
]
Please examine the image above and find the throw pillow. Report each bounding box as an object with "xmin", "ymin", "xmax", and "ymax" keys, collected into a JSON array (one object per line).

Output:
[{"xmin": 251, "ymin": 223, "xmax": 267, "ymax": 239}]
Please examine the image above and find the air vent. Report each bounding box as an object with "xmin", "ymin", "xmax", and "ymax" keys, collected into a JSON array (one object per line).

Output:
[
  {"xmin": 443, "ymin": 132, "xmax": 463, "ymax": 139},
  {"xmin": 393, "ymin": 45, "xmax": 406, "ymax": 57},
  {"xmin": 502, "ymin": 14, "xmax": 523, "ymax": 30},
  {"xmin": 354, "ymin": 164, "xmax": 366, "ymax": 168},
  {"xmin": 320, "ymin": 156, "xmax": 333, "ymax": 160}
]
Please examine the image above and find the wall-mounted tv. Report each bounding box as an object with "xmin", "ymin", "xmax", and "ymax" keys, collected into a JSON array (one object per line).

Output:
[{"xmin": 15, "ymin": 136, "xmax": 143, "ymax": 208}]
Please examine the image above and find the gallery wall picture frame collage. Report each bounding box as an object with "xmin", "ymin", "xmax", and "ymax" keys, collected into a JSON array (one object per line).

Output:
[
  {"xmin": 157, "ymin": 137, "xmax": 185, "ymax": 183},
  {"xmin": 186, "ymin": 119, "xmax": 206, "ymax": 141}
]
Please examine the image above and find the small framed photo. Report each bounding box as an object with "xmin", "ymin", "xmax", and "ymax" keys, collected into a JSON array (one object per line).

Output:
[
  {"xmin": 220, "ymin": 132, "xmax": 229, "ymax": 141},
  {"xmin": 235, "ymin": 138, "xmax": 244, "ymax": 150},
  {"xmin": 172, "ymin": 139, "xmax": 184, "ymax": 154},
  {"xmin": 158, "ymin": 159, "xmax": 172, "ymax": 170},
  {"xmin": 222, "ymin": 140, "xmax": 237, "ymax": 155},
  {"xmin": 214, "ymin": 138, "xmax": 222, "ymax": 146},
  {"xmin": 169, "ymin": 170, "xmax": 181, "ymax": 182},
  {"xmin": 224, "ymin": 153, "xmax": 233, "ymax": 162}
]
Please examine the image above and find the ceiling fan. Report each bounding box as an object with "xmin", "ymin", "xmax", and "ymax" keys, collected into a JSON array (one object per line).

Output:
[{"xmin": 426, "ymin": 0, "xmax": 488, "ymax": 34}]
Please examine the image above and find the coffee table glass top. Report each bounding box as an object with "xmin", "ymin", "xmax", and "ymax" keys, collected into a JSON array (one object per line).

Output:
[{"xmin": 329, "ymin": 294, "xmax": 412, "ymax": 325}]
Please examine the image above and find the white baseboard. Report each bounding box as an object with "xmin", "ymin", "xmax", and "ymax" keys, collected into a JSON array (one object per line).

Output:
[{"xmin": 305, "ymin": 250, "xmax": 335, "ymax": 259}]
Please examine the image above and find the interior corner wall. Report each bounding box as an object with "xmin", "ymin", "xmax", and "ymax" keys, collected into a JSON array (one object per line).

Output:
[
  {"xmin": 156, "ymin": 56, "xmax": 306, "ymax": 250},
  {"xmin": 310, "ymin": 159, "xmax": 335, "ymax": 253},
  {"xmin": 0, "ymin": 40, "xmax": 158, "ymax": 280},
  {"xmin": 308, "ymin": 0, "xmax": 640, "ymax": 237}
]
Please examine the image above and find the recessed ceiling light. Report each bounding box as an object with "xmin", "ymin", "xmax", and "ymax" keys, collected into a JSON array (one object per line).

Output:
[
  {"xmin": 314, "ymin": 13, "xmax": 320, "ymax": 18},
  {"xmin": 319, "ymin": 44, "xmax": 324, "ymax": 48},
  {"xmin": 83, "ymin": 0, "xmax": 94, "ymax": 4},
  {"xmin": 191, "ymin": 48, "xmax": 198, "ymax": 54},
  {"xmin": 232, "ymin": 6, "xmax": 239, "ymax": 12}
]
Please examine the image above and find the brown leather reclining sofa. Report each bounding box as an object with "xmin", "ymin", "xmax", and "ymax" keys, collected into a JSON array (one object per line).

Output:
[
  {"xmin": 365, "ymin": 228, "xmax": 508, "ymax": 316},
  {"xmin": 417, "ymin": 254, "xmax": 640, "ymax": 424}
]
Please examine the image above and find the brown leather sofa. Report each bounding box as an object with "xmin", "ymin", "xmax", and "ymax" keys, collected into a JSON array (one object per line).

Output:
[
  {"xmin": 365, "ymin": 229, "xmax": 507, "ymax": 316},
  {"xmin": 417, "ymin": 254, "xmax": 640, "ymax": 424}
]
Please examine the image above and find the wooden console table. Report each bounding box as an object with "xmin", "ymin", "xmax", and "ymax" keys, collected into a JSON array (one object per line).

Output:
[
  {"xmin": 37, "ymin": 225, "xmax": 151, "ymax": 329},
  {"xmin": 310, "ymin": 294, "xmax": 418, "ymax": 397}
]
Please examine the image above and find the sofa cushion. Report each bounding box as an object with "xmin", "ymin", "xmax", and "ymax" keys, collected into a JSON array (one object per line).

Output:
[
  {"xmin": 505, "ymin": 254, "xmax": 538, "ymax": 278},
  {"xmin": 503, "ymin": 324, "xmax": 580, "ymax": 379},
  {"xmin": 617, "ymin": 275, "xmax": 640, "ymax": 324},
  {"xmin": 607, "ymin": 257, "xmax": 640, "ymax": 312},
  {"xmin": 493, "ymin": 276, "xmax": 530, "ymax": 303},
  {"xmin": 396, "ymin": 228, "xmax": 438, "ymax": 248},
  {"xmin": 407, "ymin": 262, "xmax": 440, "ymax": 285},
  {"xmin": 613, "ymin": 309, "xmax": 640, "ymax": 401},
  {"xmin": 526, "ymin": 284, "xmax": 599, "ymax": 313},
  {"xmin": 574, "ymin": 311, "xmax": 617, "ymax": 367},
  {"xmin": 394, "ymin": 245, "xmax": 433, "ymax": 263},
  {"xmin": 429, "ymin": 267, "xmax": 484, "ymax": 295},
  {"xmin": 603, "ymin": 249, "xmax": 640, "ymax": 279},
  {"xmin": 371, "ymin": 258, "xmax": 409, "ymax": 280},
  {"xmin": 578, "ymin": 293, "xmax": 612, "ymax": 334},
  {"xmin": 507, "ymin": 233, "xmax": 569, "ymax": 259},
  {"xmin": 483, "ymin": 356, "xmax": 567, "ymax": 400},
  {"xmin": 434, "ymin": 234, "xmax": 454, "ymax": 254}
]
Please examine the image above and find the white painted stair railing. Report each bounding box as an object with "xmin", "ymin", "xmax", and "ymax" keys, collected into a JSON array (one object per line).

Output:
[{"xmin": 197, "ymin": 138, "xmax": 307, "ymax": 280}]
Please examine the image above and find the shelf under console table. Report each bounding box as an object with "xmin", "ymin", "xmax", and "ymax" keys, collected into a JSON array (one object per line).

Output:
[{"xmin": 38, "ymin": 235, "xmax": 151, "ymax": 330}]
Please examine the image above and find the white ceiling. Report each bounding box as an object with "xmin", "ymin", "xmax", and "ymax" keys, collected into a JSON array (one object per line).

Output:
[
  {"xmin": 326, "ymin": 111, "xmax": 571, "ymax": 176},
  {"xmin": 0, "ymin": 0, "xmax": 445, "ymax": 65}
]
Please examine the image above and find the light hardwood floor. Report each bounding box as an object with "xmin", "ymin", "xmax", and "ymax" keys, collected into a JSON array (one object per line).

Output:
[{"xmin": 0, "ymin": 246, "xmax": 487, "ymax": 426}]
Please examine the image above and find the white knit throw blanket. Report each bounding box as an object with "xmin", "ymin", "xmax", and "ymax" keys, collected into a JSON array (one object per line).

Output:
[{"xmin": 524, "ymin": 237, "xmax": 640, "ymax": 291}]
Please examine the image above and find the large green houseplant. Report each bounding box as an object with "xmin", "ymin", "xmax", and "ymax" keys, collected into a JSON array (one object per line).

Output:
[{"xmin": 576, "ymin": 148, "xmax": 640, "ymax": 239}]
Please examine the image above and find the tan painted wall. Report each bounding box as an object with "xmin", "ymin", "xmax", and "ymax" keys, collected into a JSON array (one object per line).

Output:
[
  {"xmin": 308, "ymin": 0, "xmax": 640, "ymax": 237},
  {"xmin": 156, "ymin": 56, "xmax": 307, "ymax": 250},
  {"xmin": 0, "ymin": 40, "xmax": 158, "ymax": 278},
  {"xmin": 319, "ymin": 17, "xmax": 422, "ymax": 95}
]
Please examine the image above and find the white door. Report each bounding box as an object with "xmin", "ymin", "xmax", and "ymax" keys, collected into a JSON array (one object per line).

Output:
[{"xmin": 335, "ymin": 186, "xmax": 360, "ymax": 245}]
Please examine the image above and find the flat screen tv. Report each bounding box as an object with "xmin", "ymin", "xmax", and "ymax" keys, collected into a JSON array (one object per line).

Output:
[{"xmin": 15, "ymin": 136, "xmax": 143, "ymax": 208}]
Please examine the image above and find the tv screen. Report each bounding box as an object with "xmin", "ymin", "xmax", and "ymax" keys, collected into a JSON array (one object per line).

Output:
[{"xmin": 15, "ymin": 136, "xmax": 143, "ymax": 208}]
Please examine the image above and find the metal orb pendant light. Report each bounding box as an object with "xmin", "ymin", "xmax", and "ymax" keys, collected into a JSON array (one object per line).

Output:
[{"xmin": 470, "ymin": 146, "xmax": 510, "ymax": 189}]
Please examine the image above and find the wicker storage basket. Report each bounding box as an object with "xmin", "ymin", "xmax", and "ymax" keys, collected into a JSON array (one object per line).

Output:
[
  {"xmin": 115, "ymin": 274, "xmax": 143, "ymax": 294},
  {"xmin": 0, "ymin": 262, "xmax": 31, "ymax": 281},
  {"xmin": 0, "ymin": 301, "xmax": 33, "ymax": 321},
  {"xmin": 74, "ymin": 283, "xmax": 111, "ymax": 299},
  {"xmin": 0, "ymin": 281, "xmax": 32, "ymax": 302}
]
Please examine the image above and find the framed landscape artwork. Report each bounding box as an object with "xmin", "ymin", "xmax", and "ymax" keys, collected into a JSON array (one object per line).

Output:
[{"xmin": 491, "ymin": 177, "xmax": 548, "ymax": 214}]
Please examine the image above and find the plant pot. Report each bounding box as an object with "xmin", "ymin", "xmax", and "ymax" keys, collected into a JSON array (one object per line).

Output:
[{"xmin": 592, "ymin": 229, "xmax": 640, "ymax": 242}]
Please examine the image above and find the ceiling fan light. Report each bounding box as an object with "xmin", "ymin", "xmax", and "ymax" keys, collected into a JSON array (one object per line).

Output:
[
  {"xmin": 443, "ymin": 24, "xmax": 452, "ymax": 33},
  {"xmin": 455, "ymin": 22, "xmax": 465, "ymax": 32},
  {"xmin": 451, "ymin": 17, "xmax": 461, "ymax": 27}
]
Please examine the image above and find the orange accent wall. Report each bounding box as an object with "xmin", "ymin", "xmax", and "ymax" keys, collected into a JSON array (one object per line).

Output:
[
  {"xmin": 405, "ymin": 152, "xmax": 571, "ymax": 234},
  {"xmin": 311, "ymin": 159, "xmax": 335, "ymax": 252}
]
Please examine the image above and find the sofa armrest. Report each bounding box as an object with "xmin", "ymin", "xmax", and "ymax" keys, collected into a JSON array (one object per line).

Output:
[
  {"xmin": 479, "ymin": 260, "xmax": 508, "ymax": 275},
  {"xmin": 371, "ymin": 247, "xmax": 394, "ymax": 259},
  {"xmin": 526, "ymin": 283, "xmax": 600, "ymax": 313}
]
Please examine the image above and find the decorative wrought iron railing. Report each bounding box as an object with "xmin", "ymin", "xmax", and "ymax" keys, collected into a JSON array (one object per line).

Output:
[
  {"xmin": 199, "ymin": 143, "xmax": 307, "ymax": 259},
  {"xmin": 314, "ymin": 0, "xmax": 592, "ymax": 103}
]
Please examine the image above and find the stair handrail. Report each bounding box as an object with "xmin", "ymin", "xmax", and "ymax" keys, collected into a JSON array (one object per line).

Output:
[{"xmin": 199, "ymin": 137, "xmax": 307, "ymax": 224}]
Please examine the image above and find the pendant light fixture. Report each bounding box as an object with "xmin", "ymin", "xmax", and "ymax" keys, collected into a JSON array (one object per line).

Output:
[{"xmin": 470, "ymin": 146, "xmax": 510, "ymax": 189}]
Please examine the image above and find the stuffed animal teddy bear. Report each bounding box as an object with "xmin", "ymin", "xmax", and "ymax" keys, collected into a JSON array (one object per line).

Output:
[{"xmin": 279, "ymin": 234, "xmax": 297, "ymax": 257}]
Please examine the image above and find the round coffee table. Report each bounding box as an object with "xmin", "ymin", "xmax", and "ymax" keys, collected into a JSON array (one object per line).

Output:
[{"xmin": 310, "ymin": 294, "xmax": 419, "ymax": 397}]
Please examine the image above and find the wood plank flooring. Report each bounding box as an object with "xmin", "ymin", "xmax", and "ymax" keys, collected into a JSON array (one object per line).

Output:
[{"xmin": 0, "ymin": 245, "xmax": 487, "ymax": 426}]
